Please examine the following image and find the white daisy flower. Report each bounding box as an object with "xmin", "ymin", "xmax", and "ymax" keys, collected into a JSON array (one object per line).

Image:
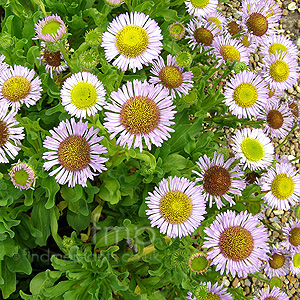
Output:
[
  {"xmin": 231, "ymin": 128, "xmax": 274, "ymax": 171},
  {"xmin": 185, "ymin": 0, "xmax": 218, "ymax": 18},
  {"xmin": 60, "ymin": 72, "xmax": 106, "ymax": 119},
  {"xmin": 101, "ymin": 11, "xmax": 163, "ymax": 72}
]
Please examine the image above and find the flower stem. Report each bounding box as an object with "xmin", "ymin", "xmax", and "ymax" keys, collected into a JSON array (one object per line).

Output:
[{"xmin": 275, "ymin": 124, "xmax": 297, "ymax": 149}]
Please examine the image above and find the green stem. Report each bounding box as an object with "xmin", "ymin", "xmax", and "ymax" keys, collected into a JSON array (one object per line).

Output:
[
  {"xmin": 117, "ymin": 71, "xmax": 124, "ymax": 89},
  {"xmin": 261, "ymin": 219, "xmax": 283, "ymax": 234},
  {"xmin": 59, "ymin": 41, "xmax": 72, "ymax": 70},
  {"xmin": 275, "ymin": 124, "xmax": 298, "ymax": 149},
  {"xmin": 171, "ymin": 39, "xmax": 175, "ymax": 55},
  {"xmin": 125, "ymin": 0, "xmax": 133, "ymax": 11},
  {"xmin": 290, "ymin": 155, "xmax": 300, "ymax": 162},
  {"xmin": 101, "ymin": 209, "xmax": 121, "ymax": 217},
  {"xmin": 50, "ymin": 207, "xmax": 64, "ymax": 252},
  {"xmin": 249, "ymin": 273, "xmax": 269, "ymax": 284}
]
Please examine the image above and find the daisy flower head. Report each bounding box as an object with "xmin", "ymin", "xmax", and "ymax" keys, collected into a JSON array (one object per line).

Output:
[
  {"xmin": 104, "ymin": 0, "xmax": 124, "ymax": 7},
  {"xmin": 253, "ymin": 286, "xmax": 289, "ymax": 300},
  {"xmin": 37, "ymin": 41, "xmax": 68, "ymax": 79},
  {"xmin": 193, "ymin": 152, "xmax": 246, "ymax": 209},
  {"xmin": 145, "ymin": 176, "xmax": 206, "ymax": 238},
  {"xmin": 35, "ymin": 14, "xmax": 67, "ymax": 43},
  {"xmin": 149, "ymin": 54, "xmax": 193, "ymax": 99},
  {"xmin": 185, "ymin": 0, "xmax": 218, "ymax": 18},
  {"xmin": 262, "ymin": 244, "xmax": 290, "ymax": 278},
  {"xmin": 186, "ymin": 17, "xmax": 220, "ymax": 51},
  {"xmin": 260, "ymin": 34, "xmax": 299, "ymax": 61},
  {"xmin": 212, "ymin": 34, "xmax": 249, "ymax": 67},
  {"xmin": 282, "ymin": 220, "xmax": 300, "ymax": 252},
  {"xmin": 290, "ymin": 251, "xmax": 300, "ymax": 275},
  {"xmin": 204, "ymin": 11, "xmax": 227, "ymax": 33},
  {"xmin": 203, "ymin": 210, "xmax": 269, "ymax": 278},
  {"xmin": 43, "ymin": 118, "xmax": 108, "ymax": 188},
  {"xmin": 231, "ymin": 128, "xmax": 274, "ymax": 171},
  {"xmin": 169, "ymin": 22, "xmax": 186, "ymax": 40},
  {"xmin": 60, "ymin": 72, "xmax": 106, "ymax": 119},
  {"xmin": 0, "ymin": 107, "xmax": 24, "ymax": 163},
  {"xmin": 259, "ymin": 101, "xmax": 294, "ymax": 139},
  {"xmin": 224, "ymin": 70, "xmax": 269, "ymax": 119},
  {"xmin": 104, "ymin": 80, "xmax": 176, "ymax": 152},
  {"xmin": 260, "ymin": 161, "xmax": 300, "ymax": 210},
  {"xmin": 187, "ymin": 282, "xmax": 233, "ymax": 300},
  {"xmin": 9, "ymin": 160, "xmax": 37, "ymax": 191},
  {"xmin": 101, "ymin": 12, "xmax": 163, "ymax": 72},
  {"xmin": 0, "ymin": 65, "xmax": 42, "ymax": 112},
  {"xmin": 261, "ymin": 52, "xmax": 299, "ymax": 92},
  {"xmin": 240, "ymin": 0, "xmax": 280, "ymax": 43}
]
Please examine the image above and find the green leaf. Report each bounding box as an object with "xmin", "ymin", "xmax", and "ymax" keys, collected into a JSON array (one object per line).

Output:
[
  {"xmin": 0, "ymin": 261, "xmax": 16, "ymax": 299},
  {"xmin": 41, "ymin": 177, "xmax": 60, "ymax": 209}
]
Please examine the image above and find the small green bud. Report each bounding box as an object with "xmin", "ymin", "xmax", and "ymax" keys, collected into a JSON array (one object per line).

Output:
[
  {"xmin": 233, "ymin": 62, "xmax": 249, "ymax": 74},
  {"xmin": 62, "ymin": 237, "xmax": 75, "ymax": 250},
  {"xmin": 169, "ymin": 22, "xmax": 186, "ymax": 40},
  {"xmin": 193, "ymin": 285, "xmax": 208, "ymax": 300},
  {"xmin": 0, "ymin": 33, "xmax": 13, "ymax": 49},
  {"xmin": 176, "ymin": 51, "xmax": 192, "ymax": 68},
  {"xmin": 189, "ymin": 252, "xmax": 209, "ymax": 274},
  {"xmin": 79, "ymin": 49, "xmax": 100, "ymax": 70},
  {"xmin": 85, "ymin": 29, "xmax": 102, "ymax": 47}
]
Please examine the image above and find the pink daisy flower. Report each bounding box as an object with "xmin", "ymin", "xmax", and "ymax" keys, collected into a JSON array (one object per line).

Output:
[
  {"xmin": 43, "ymin": 118, "xmax": 108, "ymax": 188},
  {"xmin": 203, "ymin": 210, "xmax": 269, "ymax": 278},
  {"xmin": 145, "ymin": 176, "xmax": 206, "ymax": 238},
  {"xmin": 193, "ymin": 152, "xmax": 246, "ymax": 209},
  {"xmin": 104, "ymin": 80, "xmax": 176, "ymax": 152},
  {"xmin": 149, "ymin": 54, "xmax": 193, "ymax": 99},
  {"xmin": 253, "ymin": 286, "xmax": 289, "ymax": 300}
]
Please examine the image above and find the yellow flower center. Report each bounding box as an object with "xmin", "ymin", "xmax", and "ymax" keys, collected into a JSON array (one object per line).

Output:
[
  {"xmin": 292, "ymin": 252, "xmax": 300, "ymax": 268},
  {"xmin": 0, "ymin": 120, "xmax": 9, "ymax": 148},
  {"xmin": 204, "ymin": 294, "xmax": 221, "ymax": 300},
  {"xmin": 219, "ymin": 226, "xmax": 254, "ymax": 261},
  {"xmin": 220, "ymin": 45, "xmax": 241, "ymax": 63},
  {"xmin": 267, "ymin": 110, "xmax": 284, "ymax": 129},
  {"xmin": 233, "ymin": 83, "xmax": 258, "ymax": 108},
  {"xmin": 241, "ymin": 138, "xmax": 264, "ymax": 162},
  {"xmin": 289, "ymin": 228, "xmax": 300, "ymax": 247},
  {"xmin": 269, "ymin": 43, "xmax": 288, "ymax": 55},
  {"xmin": 120, "ymin": 96, "xmax": 160, "ymax": 135},
  {"xmin": 191, "ymin": 0, "xmax": 210, "ymax": 8},
  {"xmin": 264, "ymin": 297, "xmax": 279, "ymax": 300},
  {"xmin": 193, "ymin": 27, "xmax": 214, "ymax": 46},
  {"xmin": 241, "ymin": 35, "xmax": 250, "ymax": 48},
  {"xmin": 271, "ymin": 174, "xmax": 295, "ymax": 200},
  {"xmin": 270, "ymin": 60, "xmax": 290, "ymax": 82},
  {"xmin": 246, "ymin": 13, "xmax": 268, "ymax": 37},
  {"xmin": 70, "ymin": 82, "xmax": 97, "ymax": 109},
  {"xmin": 269, "ymin": 253, "xmax": 285, "ymax": 269},
  {"xmin": 115, "ymin": 25, "xmax": 149, "ymax": 58},
  {"xmin": 2, "ymin": 76, "xmax": 31, "ymax": 102},
  {"xmin": 207, "ymin": 17, "xmax": 222, "ymax": 30},
  {"xmin": 159, "ymin": 66, "xmax": 183, "ymax": 89},
  {"xmin": 58, "ymin": 135, "xmax": 90, "ymax": 171},
  {"xmin": 203, "ymin": 166, "xmax": 231, "ymax": 196},
  {"xmin": 159, "ymin": 190, "xmax": 193, "ymax": 224},
  {"xmin": 41, "ymin": 20, "xmax": 62, "ymax": 35}
]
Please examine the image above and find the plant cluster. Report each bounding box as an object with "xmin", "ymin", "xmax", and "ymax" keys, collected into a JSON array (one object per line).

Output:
[{"xmin": 0, "ymin": 0, "xmax": 299, "ymax": 299}]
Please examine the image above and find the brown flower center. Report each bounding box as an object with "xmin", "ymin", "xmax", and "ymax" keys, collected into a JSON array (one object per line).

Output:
[
  {"xmin": 289, "ymin": 228, "xmax": 300, "ymax": 247},
  {"xmin": 193, "ymin": 27, "xmax": 214, "ymax": 46},
  {"xmin": 267, "ymin": 110, "xmax": 284, "ymax": 129},
  {"xmin": 269, "ymin": 253, "xmax": 285, "ymax": 269},
  {"xmin": 246, "ymin": 13, "xmax": 268, "ymax": 37},
  {"xmin": 0, "ymin": 120, "xmax": 9, "ymax": 148},
  {"xmin": 43, "ymin": 49, "xmax": 63, "ymax": 67},
  {"xmin": 203, "ymin": 166, "xmax": 231, "ymax": 196},
  {"xmin": 227, "ymin": 21, "xmax": 243, "ymax": 36},
  {"xmin": 159, "ymin": 66, "xmax": 183, "ymax": 89}
]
